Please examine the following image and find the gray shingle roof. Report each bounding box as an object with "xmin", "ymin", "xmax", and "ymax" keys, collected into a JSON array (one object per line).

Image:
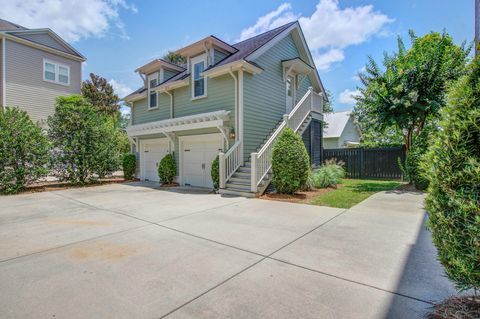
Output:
[{"xmin": 0, "ymin": 19, "xmax": 27, "ymax": 31}]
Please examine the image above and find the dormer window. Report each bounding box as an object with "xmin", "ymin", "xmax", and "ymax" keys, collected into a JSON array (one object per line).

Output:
[
  {"xmin": 191, "ymin": 54, "xmax": 207, "ymax": 99},
  {"xmin": 148, "ymin": 73, "xmax": 159, "ymax": 109}
]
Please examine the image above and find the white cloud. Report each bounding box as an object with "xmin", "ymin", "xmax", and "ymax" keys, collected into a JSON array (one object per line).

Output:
[
  {"xmin": 237, "ymin": 3, "xmax": 299, "ymax": 41},
  {"xmin": 109, "ymin": 79, "xmax": 133, "ymax": 99},
  {"xmin": 352, "ymin": 66, "xmax": 367, "ymax": 81},
  {"xmin": 0, "ymin": 0, "xmax": 137, "ymax": 42},
  {"xmin": 238, "ymin": 0, "xmax": 393, "ymax": 70},
  {"xmin": 339, "ymin": 89, "xmax": 360, "ymax": 105}
]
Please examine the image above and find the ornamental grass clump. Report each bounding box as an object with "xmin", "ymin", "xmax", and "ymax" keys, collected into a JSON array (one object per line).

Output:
[
  {"xmin": 271, "ymin": 128, "xmax": 310, "ymax": 194},
  {"xmin": 158, "ymin": 153, "xmax": 176, "ymax": 184},
  {"xmin": 311, "ymin": 159, "xmax": 345, "ymax": 188}
]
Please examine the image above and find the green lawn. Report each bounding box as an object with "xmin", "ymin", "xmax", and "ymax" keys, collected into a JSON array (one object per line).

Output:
[{"xmin": 309, "ymin": 179, "xmax": 403, "ymax": 209}]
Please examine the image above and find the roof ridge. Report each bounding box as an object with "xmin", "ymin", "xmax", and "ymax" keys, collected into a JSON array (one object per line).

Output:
[
  {"xmin": 0, "ymin": 18, "xmax": 28, "ymax": 30},
  {"xmin": 232, "ymin": 21, "xmax": 297, "ymax": 46}
]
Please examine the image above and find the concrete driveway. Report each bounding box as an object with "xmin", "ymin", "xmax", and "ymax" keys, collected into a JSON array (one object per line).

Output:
[{"xmin": 0, "ymin": 182, "xmax": 454, "ymax": 318}]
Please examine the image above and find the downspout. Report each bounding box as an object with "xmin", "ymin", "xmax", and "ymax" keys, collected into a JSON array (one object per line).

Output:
[
  {"xmin": 2, "ymin": 35, "xmax": 6, "ymax": 109},
  {"xmin": 238, "ymin": 68, "xmax": 244, "ymax": 161},
  {"xmin": 228, "ymin": 68, "xmax": 238, "ymax": 143},
  {"xmin": 164, "ymin": 90, "xmax": 173, "ymax": 118}
]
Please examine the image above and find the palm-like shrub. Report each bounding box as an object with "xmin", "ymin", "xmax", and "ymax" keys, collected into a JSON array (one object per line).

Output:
[
  {"xmin": 311, "ymin": 160, "xmax": 345, "ymax": 188},
  {"xmin": 211, "ymin": 155, "xmax": 219, "ymax": 189},
  {"xmin": 271, "ymin": 128, "xmax": 310, "ymax": 194},
  {"xmin": 122, "ymin": 154, "xmax": 136, "ymax": 180},
  {"xmin": 0, "ymin": 107, "xmax": 50, "ymax": 193},
  {"xmin": 423, "ymin": 58, "xmax": 480, "ymax": 292},
  {"xmin": 158, "ymin": 153, "xmax": 176, "ymax": 184}
]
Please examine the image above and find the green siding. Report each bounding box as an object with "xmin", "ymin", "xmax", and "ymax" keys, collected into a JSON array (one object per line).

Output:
[
  {"xmin": 172, "ymin": 74, "xmax": 235, "ymax": 123},
  {"xmin": 214, "ymin": 49, "xmax": 228, "ymax": 64},
  {"xmin": 164, "ymin": 69, "xmax": 178, "ymax": 81},
  {"xmin": 297, "ymin": 74, "xmax": 312, "ymax": 104},
  {"xmin": 132, "ymin": 92, "xmax": 171, "ymax": 125},
  {"xmin": 243, "ymin": 34, "xmax": 304, "ymax": 160}
]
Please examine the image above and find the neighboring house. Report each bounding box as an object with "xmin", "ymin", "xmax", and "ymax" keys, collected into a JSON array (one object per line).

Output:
[
  {"xmin": 323, "ymin": 111, "xmax": 361, "ymax": 149},
  {"xmin": 125, "ymin": 21, "xmax": 326, "ymax": 197},
  {"xmin": 0, "ymin": 19, "xmax": 85, "ymax": 125}
]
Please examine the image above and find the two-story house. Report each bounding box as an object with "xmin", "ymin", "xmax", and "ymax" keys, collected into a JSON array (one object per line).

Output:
[
  {"xmin": 0, "ymin": 19, "xmax": 85, "ymax": 125},
  {"xmin": 125, "ymin": 21, "xmax": 326, "ymax": 197}
]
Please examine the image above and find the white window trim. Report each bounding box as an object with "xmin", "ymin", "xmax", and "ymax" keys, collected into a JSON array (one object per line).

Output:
[
  {"xmin": 148, "ymin": 72, "xmax": 159, "ymax": 110},
  {"xmin": 43, "ymin": 59, "xmax": 70, "ymax": 86},
  {"xmin": 191, "ymin": 54, "xmax": 207, "ymax": 100}
]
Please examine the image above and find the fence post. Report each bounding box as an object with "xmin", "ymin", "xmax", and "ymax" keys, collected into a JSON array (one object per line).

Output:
[
  {"xmin": 219, "ymin": 152, "xmax": 226, "ymax": 189},
  {"xmin": 251, "ymin": 153, "xmax": 257, "ymax": 193}
]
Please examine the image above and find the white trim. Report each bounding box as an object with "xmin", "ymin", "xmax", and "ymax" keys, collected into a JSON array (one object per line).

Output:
[
  {"xmin": 43, "ymin": 58, "xmax": 70, "ymax": 86},
  {"xmin": 147, "ymin": 72, "xmax": 159, "ymax": 109},
  {"xmin": 2, "ymin": 36, "xmax": 6, "ymax": 108},
  {"xmin": 238, "ymin": 68, "xmax": 244, "ymax": 161},
  {"xmin": 246, "ymin": 23, "xmax": 297, "ymax": 61},
  {"xmin": 203, "ymin": 60, "xmax": 262, "ymax": 78},
  {"xmin": 191, "ymin": 53, "xmax": 207, "ymax": 99},
  {"xmin": 139, "ymin": 138, "xmax": 169, "ymax": 181},
  {"xmin": 178, "ymin": 133, "xmax": 224, "ymax": 187}
]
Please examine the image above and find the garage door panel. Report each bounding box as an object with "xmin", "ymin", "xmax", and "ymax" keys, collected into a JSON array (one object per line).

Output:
[{"xmin": 142, "ymin": 140, "xmax": 169, "ymax": 182}]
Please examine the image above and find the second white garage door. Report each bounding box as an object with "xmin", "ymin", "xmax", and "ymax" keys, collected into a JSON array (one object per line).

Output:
[{"xmin": 180, "ymin": 134, "xmax": 223, "ymax": 188}]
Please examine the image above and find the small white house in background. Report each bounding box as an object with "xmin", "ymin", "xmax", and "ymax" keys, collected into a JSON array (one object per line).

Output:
[{"xmin": 323, "ymin": 111, "xmax": 361, "ymax": 149}]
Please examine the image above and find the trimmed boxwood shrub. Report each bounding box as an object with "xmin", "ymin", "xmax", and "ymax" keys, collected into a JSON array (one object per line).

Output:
[
  {"xmin": 158, "ymin": 153, "xmax": 176, "ymax": 184},
  {"xmin": 211, "ymin": 155, "xmax": 219, "ymax": 189},
  {"xmin": 0, "ymin": 107, "xmax": 50, "ymax": 194},
  {"xmin": 271, "ymin": 128, "xmax": 310, "ymax": 194},
  {"xmin": 122, "ymin": 154, "xmax": 136, "ymax": 180},
  {"xmin": 423, "ymin": 58, "xmax": 480, "ymax": 292}
]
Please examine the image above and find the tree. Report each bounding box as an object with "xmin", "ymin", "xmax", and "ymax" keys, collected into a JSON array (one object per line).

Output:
[
  {"xmin": 271, "ymin": 128, "xmax": 310, "ymax": 194},
  {"xmin": 355, "ymin": 31, "xmax": 470, "ymax": 152},
  {"xmin": 48, "ymin": 95, "xmax": 122, "ymax": 184},
  {"xmin": 162, "ymin": 51, "xmax": 186, "ymax": 66},
  {"xmin": 0, "ymin": 107, "xmax": 50, "ymax": 193},
  {"xmin": 81, "ymin": 73, "xmax": 120, "ymax": 117},
  {"xmin": 423, "ymin": 58, "xmax": 480, "ymax": 292}
]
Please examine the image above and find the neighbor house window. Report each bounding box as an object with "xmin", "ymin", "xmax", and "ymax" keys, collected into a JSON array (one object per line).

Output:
[
  {"xmin": 148, "ymin": 73, "xmax": 158, "ymax": 109},
  {"xmin": 43, "ymin": 60, "xmax": 70, "ymax": 85},
  {"xmin": 191, "ymin": 54, "xmax": 207, "ymax": 98}
]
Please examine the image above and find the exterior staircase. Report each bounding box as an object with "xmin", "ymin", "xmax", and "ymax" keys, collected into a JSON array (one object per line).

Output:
[{"xmin": 218, "ymin": 88, "xmax": 323, "ymax": 198}]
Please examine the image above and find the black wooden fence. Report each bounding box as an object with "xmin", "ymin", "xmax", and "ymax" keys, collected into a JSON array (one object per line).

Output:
[{"xmin": 323, "ymin": 146, "xmax": 406, "ymax": 179}]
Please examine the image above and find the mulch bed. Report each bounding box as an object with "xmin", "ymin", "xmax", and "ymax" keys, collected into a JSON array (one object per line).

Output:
[
  {"xmin": 10, "ymin": 177, "xmax": 137, "ymax": 195},
  {"xmin": 260, "ymin": 185, "xmax": 343, "ymax": 204},
  {"xmin": 159, "ymin": 182, "xmax": 179, "ymax": 188},
  {"xmin": 428, "ymin": 296, "xmax": 480, "ymax": 319}
]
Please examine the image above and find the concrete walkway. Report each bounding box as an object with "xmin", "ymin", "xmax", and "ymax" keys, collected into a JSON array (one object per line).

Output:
[{"xmin": 0, "ymin": 183, "xmax": 455, "ymax": 318}]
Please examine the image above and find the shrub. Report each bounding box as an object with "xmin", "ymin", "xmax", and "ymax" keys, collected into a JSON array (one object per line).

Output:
[
  {"xmin": 423, "ymin": 58, "xmax": 480, "ymax": 292},
  {"xmin": 211, "ymin": 155, "xmax": 219, "ymax": 189},
  {"xmin": 0, "ymin": 107, "xmax": 50, "ymax": 194},
  {"xmin": 122, "ymin": 154, "xmax": 136, "ymax": 180},
  {"xmin": 271, "ymin": 128, "xmax": 310, "ymax": 194},
  {"xmin": 158, "ymin": 153, "xmax": 176, "ymax": 184},
  {"xmin": 48, "ymin": 95, "xmax": 122, "ymax": 184},
  {"xmin": 311, "ymin": 160, "xmax": 345, "ymax": 188},
  {"xmin": 404, "ymin": 128, "xmax": 431, "ymax": 190}
]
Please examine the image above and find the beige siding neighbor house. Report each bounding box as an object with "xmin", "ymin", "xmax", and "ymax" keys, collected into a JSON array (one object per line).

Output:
[
  {"xmin": 0, "ymin": 19, "xmax": 85, "ymax": 125},
  {"xmin": 323, "ymin": 111, "xmax": 361, "ymax": 149}
]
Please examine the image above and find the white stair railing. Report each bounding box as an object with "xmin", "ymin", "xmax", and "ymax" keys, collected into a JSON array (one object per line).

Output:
[
  {"xmin": 219, "ymin": 141, "xmax": 242, "ymax": 189},
  {"xmin": 250, "ymin": 88, "xmax": 322, "ymax": 192}
]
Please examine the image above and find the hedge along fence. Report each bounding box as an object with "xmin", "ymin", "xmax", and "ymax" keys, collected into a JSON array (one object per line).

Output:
[{"xmin": 323, "ymin": 146, "xmax": 406, "ymax": 179}]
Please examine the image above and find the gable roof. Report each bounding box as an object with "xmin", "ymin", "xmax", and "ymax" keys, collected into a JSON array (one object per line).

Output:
[
  {"xmin": 323, "ymin": 111, "xmax": 355, "ymax": 138},
  {"xmin": 0, "ymin": 19, "xmax": 85, "ymax": 61}
]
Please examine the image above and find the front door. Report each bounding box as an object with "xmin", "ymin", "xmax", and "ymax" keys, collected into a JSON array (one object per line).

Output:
[{"xmin": 286, "ymin": 75, "xmax": 296, "ymax": 113}]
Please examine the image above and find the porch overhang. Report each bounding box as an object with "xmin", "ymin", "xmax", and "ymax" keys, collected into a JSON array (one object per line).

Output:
[
  {"xmin": 282, "ymin": 57, "xmax": 313, "ymax": 82},
  {"xmin": 126, "ymin": 110, "xmax": 231, "ymax": 138}
]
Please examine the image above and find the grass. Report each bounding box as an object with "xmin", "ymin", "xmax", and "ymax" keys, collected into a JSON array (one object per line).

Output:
[{"xmin": 309, "ymin": 178, "xmax": 403, "ymax": 209}]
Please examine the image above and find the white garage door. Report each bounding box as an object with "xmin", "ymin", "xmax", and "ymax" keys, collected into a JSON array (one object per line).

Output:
[
  {"xmin": 141, "ymin": 139, "xmax": 170, "ymax": 182},
  {"xmin": 181, "ymin": 134, "xmax": 223, "ymax": 188}
]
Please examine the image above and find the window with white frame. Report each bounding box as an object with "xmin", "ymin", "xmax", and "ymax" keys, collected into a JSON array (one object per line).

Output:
[
  {"xmin": 43, "ymin": 60, "xmax": 70, "ymax": 85},
  {"xmin": 191, "ymin": 54, "xmax": 207, "ymax": 98},
  {"xmin": 148, "ymin": 73, "xmax": 158, "ymax": 109}
]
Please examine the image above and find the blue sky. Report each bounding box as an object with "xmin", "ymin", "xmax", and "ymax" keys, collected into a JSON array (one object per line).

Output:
[{"xmin": 1, "ymin": 0, "xmax": 475, "ymax": 112}]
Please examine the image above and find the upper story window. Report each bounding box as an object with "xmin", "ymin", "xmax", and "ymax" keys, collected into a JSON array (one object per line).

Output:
[
  {"xmin": 148, "ymin": 73, "xmax": 158, "ymax": 109},
  {"xmin": 43, "ymin": 59, "xmax": 70, "ymax": 85},
  {"xmin": 191, "ymin": 54, "xmax": 207, "ymax": 99}
]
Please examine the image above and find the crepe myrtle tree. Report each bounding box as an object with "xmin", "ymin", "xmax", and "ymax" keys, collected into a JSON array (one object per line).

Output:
[{"xmin": 81, "ymin": 73, "xmax": 120, "ymax": 117}]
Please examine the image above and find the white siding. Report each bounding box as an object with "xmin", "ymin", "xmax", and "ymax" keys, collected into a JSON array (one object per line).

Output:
[
  {"xmin": 5, "ymin": 39, "xmax": 82, "ymax": 124},
  {"xmin": 339, "ymin": 118, "xmax": 360, "ymax": 146}
]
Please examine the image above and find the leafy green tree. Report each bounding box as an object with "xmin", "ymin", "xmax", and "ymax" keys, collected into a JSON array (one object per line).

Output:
[
  {"xmin": 48, "ymin": 95, "xmax": 122, "ymax": 184},
  {"xmin": 423, "ymin": 58, "xmax": 480, "ymax": 292},
  {"xmin": 0, "ymin": 107, "xmax": 50, "ymax": 193},
  {"xmin": 122, "ymin": 154, "xmax": 136, "ymax": 180},
  {"xmin": 359, "ymin": 125, "xmax": 404, "ymax": 148},
  {"xmin": 162, "ymin": 51, "xmax": 186, "ymax": 66},
  {"xmin": 355, "ymin": 31, "xmax": 470, "ymax": 152},
  {"xmin": 272, "ymin": 128, "xmax": 310, "ymax": 194},
  {"xmin": 81, "ymin": 73, "xmax": 120, "ymax": 117}
]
